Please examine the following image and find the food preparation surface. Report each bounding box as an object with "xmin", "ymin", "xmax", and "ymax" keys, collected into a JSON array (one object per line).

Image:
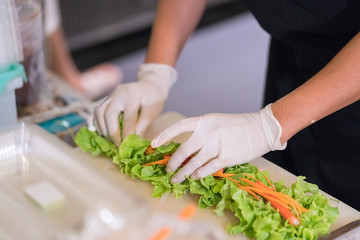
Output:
[
  {"xmin": 73, "ymin": 150, "xmax": 360, "ymax": 239},
  {"xmin": 72, "ymin": 112, "xmax": 360, "ymax": 239}
]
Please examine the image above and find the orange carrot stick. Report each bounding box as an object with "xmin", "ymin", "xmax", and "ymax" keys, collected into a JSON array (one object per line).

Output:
[
  {"xmin": 255, "ymin": 179, "xmax": 272, "ymax": 190},
  {"xmin": 239, "ymin": 188, "xmax": 261, "ymax": 200},
  {"xmin": 226, "ymin": 176, "xmax": 240, "ymax": 183},
  {"xmin": 264, "ymin": 175, "xmax": 276, "ymax": 191},
  {"xmin": 148, "ymin": 227, "xmax": 172, "ymax": 240},
  {"xmin": 266, "ymin": 191, "xmax": 308, "ymax": 213},
  {"xmin": 242, "ymin": 186, "xmax": 305, "ymax": 224},
  {"xmin": 289, "ymin": 200, "xmax": 300, "ymax": 218},
  {"xmin": 178, "ymin": 204, "xmax": 197, "ymax": 220},
  {"xmin": 142, "ymin": 155, "xmax": 171, "ymax": 166},
  {"xmin": 239, "ymin": 178, "xmax": 271, "ymax": 191},
  {"xmin": 242, "ymin": 173, "xmax": 258, "ymax": 181},
  {"xmin": 215, "ymin": 170, "xmax": 308, "ymax": 224},
  {"xmin": 145, "ymin": 146, "xmax": 155, "ymax": 155},
  {"xmin": 240, "ymin": 186, "xmax": 276, "ymax": 197},
  {"xmin": 241, "ymin": 182, "xmax": 302, "ymax": 211},
  {"xmin": 241, "ymin": 187, "xmax": 308, "ymax": 219},
  {"xmin": 236, "ymin": 184, "xmax": 260, "ymax": 200},
  {"xmin": 269, "ymin": 200, "xmax": 300, "ymax": 226},
  {"xmin": 242, "ymin": 174, "xmax": 271, "ymax": 189},
  {"xmin": 213, "ymin": 169, "xmax": 235, "ymax": 176},
  {"xmin": 246, "ymin": 188, "xmax": 300, "ymax": 226},
  {"xmin": 243, "ymin": 186, "xmax": 296, "ymax": 206},
  {"xmin": 224, "ymin": 173, "xmax": 237, "ymax": 177},
  {"xmin": 212, "ymin": 169, "xmax": 225, "ymax": 177},
  {"xmin": 260, "ymin": 193, "xmax": 292, "ymax": 210}
]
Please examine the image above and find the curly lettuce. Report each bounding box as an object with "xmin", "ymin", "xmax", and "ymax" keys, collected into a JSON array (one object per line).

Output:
[{"xmin": 75, "ymin": 127, "xmax": 339, "ymax": 240}]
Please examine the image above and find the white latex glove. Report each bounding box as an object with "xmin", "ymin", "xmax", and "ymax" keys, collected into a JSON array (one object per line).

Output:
[
  {"xmin": 151, "ymin": 104, "xmax": 286, "ymax": 183},
  {"xmin": 93, "ymin": 63, "xmax": 177, "ymax": 145}
]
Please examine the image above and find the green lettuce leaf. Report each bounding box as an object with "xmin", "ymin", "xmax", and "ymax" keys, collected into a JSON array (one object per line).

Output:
[
  {"xmin": 74, "ymin": 127, "xmax": 117, "ymax": 157},
  {"xmin": 75, "ymin": 127, "xmax": 339, "ymax": 240}
]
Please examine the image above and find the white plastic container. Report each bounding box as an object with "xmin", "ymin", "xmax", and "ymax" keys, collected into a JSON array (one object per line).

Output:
[
  {"xmin": 0, "ymin": 0, "xmax": 25, "ymax": 129},
  {"xmin": 0, "ymin": 123, "xmax": 227, "ymax": 240},
  {"xmin": 0, "ymin": 0, "xmax": 23, "ymax": 67},
  {"xmin": 0, "ymin": 124, "xmax": 149, "ymax": 239}
]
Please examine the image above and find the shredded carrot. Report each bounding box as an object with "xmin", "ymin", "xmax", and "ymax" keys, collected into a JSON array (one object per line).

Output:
[
  {"xmin": 236, "ymin": 183, "xmax": 260, "ymax": 200},
  {"xmin": 240, "ymin": 186, "xmax": 278, "ymax": 198},
  {"xmin": 264, "ymin": 175, "xmax": 276, "ymax": 191},
  {"xmin": 270, "ymin": 200, "xmax": 300, "ymax": 226},
  {"xmin": 261, "ymin": 193, "xmax": 292, "ymax": 210},
  {"xmin": 178, "ymin": 204, "xmax": 197, "ymax": 220},
  {"xmin": 238, "ymin": 186, "xmax": 302, "ymax": 225},
  {"xmin": 145, "ymin": 146, "xmax": 155, "ymax": 155},
  {"xmin": 212, "ymin": 169, "xmax": 225, "ymax": 177},
  {"xmin": 242, "ymin": 173, "xmax": 258, "ymax": 181},
  {"xmin": 148, "ymin": 204, "xmax": 197, "ymax": 240},
  {"xmin": 239, "ymin": 178, "xmax": 270, "ymax": 191},
  {"xmin": 242, "ymin": 174, "xmax": 274, "ymax": 191},
  {"xmin": 212, "ymin": 169, "xmax": 236, "ymax": 178},
  {"xmin": 215, "ymin": 172, "xmax": 308, "ymax": 226},
  {"xmin": 148, "ymin": 227, "xmax": 172, "ymax": 240},
  {"xmin": 142, "ymin": 155, "xmax": 171, "ymax": 166},
  {"xmin": 289, "ymin": 200, "xmax": 300, "ymax": 218},
  {"xmin": 297, "ymin": 205, "xmax": 310, "ymax": 213},
  {"xmin": 226, "ymin": 177, "xmax": 240, "ymax": 184},
  {"xmin": 142, "ymin": 149, "xmax": 307, "ymax": 226},
  {"xmin": 243, "ymin": 187, "xmax": 297, "ymax": 207}
]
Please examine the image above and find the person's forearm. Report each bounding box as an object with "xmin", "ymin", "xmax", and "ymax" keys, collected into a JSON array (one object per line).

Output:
[
  {"xmin": 272, "ymin": 32, "xmax": 360, "ymax": 144},
  {"xmin": 145, "ymin": 0, "xmax": 207, "ymax": 66}
]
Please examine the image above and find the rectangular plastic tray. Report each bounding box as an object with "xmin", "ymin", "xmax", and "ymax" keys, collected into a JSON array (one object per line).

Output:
[{"xmin": 0, "ymin": 124, "xmax": 148, "ymax": 240}]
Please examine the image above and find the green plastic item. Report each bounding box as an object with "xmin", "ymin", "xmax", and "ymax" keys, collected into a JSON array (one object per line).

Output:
[{"xmin": 0, "ymin": 63, "xmax": 26, "ymax": 94}]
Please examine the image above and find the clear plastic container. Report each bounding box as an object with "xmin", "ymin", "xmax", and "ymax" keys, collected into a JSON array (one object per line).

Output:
[
  {"xmin": 0, "ymin": 0, "xmax": 23, "ymax": 66},
  {"xmin": 0, "ymin": 123, "xmax": 229, "ymax": 239},
  {"xmin": 57, "ymin": 209, "xmax": 227, "ymax": 240},
  {"xmin": 139, "ymin": 212, "xmax": 228, "ymax": 240},
  {"xmin": 15, "ymin": 0, "xmax": 47, "ymax": 116},
  {"xmin": 0, "ymin": 0, "xmax": 25, "ymax": 130},
  {"xmin": 0, "ymin": 123, "xmax": 150, "ymax": 240}
]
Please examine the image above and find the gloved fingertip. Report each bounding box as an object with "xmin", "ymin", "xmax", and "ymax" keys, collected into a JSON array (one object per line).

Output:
[
  {"xmin": 171, "ymin": 171, "xmax": 187, "ymax": 183},
  {"xmin": 192, "ymin": 168, "xmax": 208, "ymax": 179},
  {"xmin": 151, "ymin": 137, "xmax": 160, "ymax": 148},
  {"xmin": 123, "ymin": 127, "xmax": 135, "ymax": 140},
  {"xmin": 113, "ymin": 137, "xmax": 121, "ymax": 147},
  {"xmin": 190, "ymin": 173, "xmax": 200, "ymax": 180},
  {"xmin": 135, "ymin": 122, "xmax": 148, "ymax": 137},
  {"xmin": 136, "ymin": 129, "xmax": 145, "ymax": 138},
  {"xmin": 171, "ymin": 176, "xmax": 180, "ymax": 184}
]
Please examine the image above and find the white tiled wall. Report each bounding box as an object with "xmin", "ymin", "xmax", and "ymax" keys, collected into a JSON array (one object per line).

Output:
[{"xmin": 113, "ymin": 12, "xmax": 270, "ymax": 117}]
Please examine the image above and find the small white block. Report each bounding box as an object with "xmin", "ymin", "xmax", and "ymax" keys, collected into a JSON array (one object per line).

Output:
[{"xmin": 24, "ymin": 181, "xmax": 66, "ymax": 210}]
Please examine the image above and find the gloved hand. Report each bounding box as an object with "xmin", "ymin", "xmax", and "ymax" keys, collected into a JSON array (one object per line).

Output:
[
  {"xmin": 93, "ymin": 63, "xmax": 177, "ymax": 146},
  {"xmin": 151, "ymin": 104, "xmax": 287, "ymax": 183}
]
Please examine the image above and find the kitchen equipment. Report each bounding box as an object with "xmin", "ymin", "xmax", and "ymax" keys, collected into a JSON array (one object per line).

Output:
[
  {"xmin": 0, "ymin": 0, "xmax": 23, "ymax": 66},
  {"xmin": 15, "ymin": 0, "xmax": 47, "ymax": 117},
  {"xmin": 0, "ymin": 0, "xmax": 26, "ymax": 129}
]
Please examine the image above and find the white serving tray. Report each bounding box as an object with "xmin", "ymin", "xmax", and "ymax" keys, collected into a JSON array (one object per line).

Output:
[{"xmin": 0, "ymin": 124, "xmax": 149, "ymax": 240}]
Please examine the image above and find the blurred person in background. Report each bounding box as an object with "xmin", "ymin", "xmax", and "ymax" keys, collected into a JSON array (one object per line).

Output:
[
  {"xmin": 93, "ymin": 1, "xmax": 360, "ymax": 210},
  {"xmin": 44, "ymin": 0, "xmax": 122, "ymax": 100}
]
